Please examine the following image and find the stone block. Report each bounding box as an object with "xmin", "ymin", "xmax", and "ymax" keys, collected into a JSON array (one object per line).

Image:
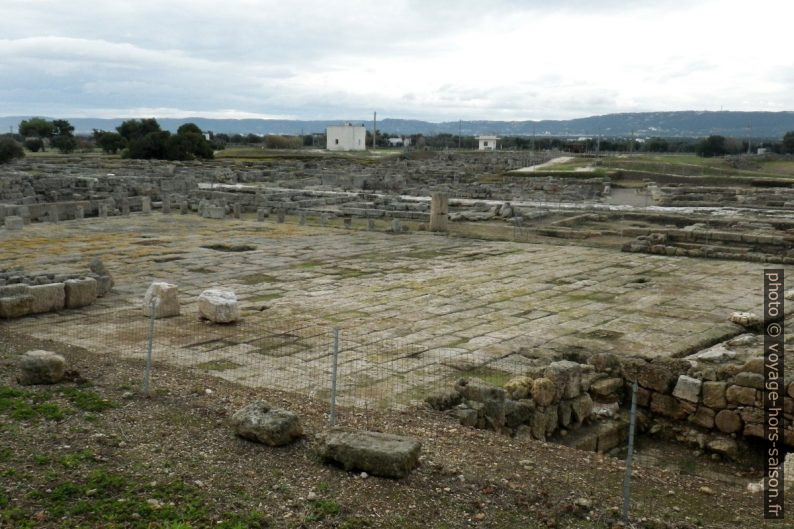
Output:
[
  {"xmin": 29, "ymin": 283, "xmax": 65, "ymax": 313},
  {"xmin": 531, "ymin": 377, "xmax": 556, "ymax": 407},
  {"xmin": 0, "ymin": 285, "xmax": 33, "ymax": 318},
  {"xmin": 544, "ymin": 360, "xmax": 582, "ymax": 400},
  {"xmin": 64, "ymin": 278, "xmax": 97, "ymax": 309},
  {"xmin": 672, "ymin": 375, "xmax": 702, "ymax": 403},
  {"xmin": 621, "ymin": 358, "xmax": 676, "ymax": 393},
  {"xmin": 726, "ymin": 384, "xmax": 756, "ymax": 406},
  {"xmin": 505, "ymin": 399, "xmax": 535, "ymax": 428},
  {"xmin": 4, "ymin": 216, "xmax": 23, "ymax": 230},
  {"xmin": 589, "ymin": 377, "xmax": 623, "ymax": 402},
  {"xmin": 231, "ymin": 401, "xmax": 302, "ymax": 446},
  {"xmin": 714, "ymin": 409, "xmax": 742, "ymax": 433},
  {"xmin": 733, "ymin": 372, "xmax": 764, "ymax": 390},
  {"xmin": 17, "ymin": 350, "xmax": 66, "ymax": 385},
  {"xmin": 75, "ymin": 205, "xmax": 84, "ymax": 220},
  {"xmin": 702, "ymin": 381, "xmax": 727, "ymax": 409},
  {"xmin": 317, "ymin": 428, "xmax": 421, "ymax": 479},
  {"xmin": 143, "ymin": 282, "xmax": 180, "ymax": 318},
  {"xmin": 198, "ymin": 288, "xmax": 240, "ymax": 323},
  {"xmin": 141, "ymin": 196, "xmax": 151, "ymax": 214},
  {"xmin": 206, "ymin": 206, "xmax": 224, "ymax": 219},
  {"xmin": 424, "ymin": 389, "xmax": 462, "ymax": 411},
  {"xmin": 688, "ymin": 406, "xmax": 715, "ymax": 429},
  {"xmin": 650, "ymin": 392, "xmax": 695, "ymax": 420}
]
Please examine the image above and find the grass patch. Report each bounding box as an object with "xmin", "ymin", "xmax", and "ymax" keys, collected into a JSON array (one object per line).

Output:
[
  {"xmin": 460, "ymin": 366, "xmax": 513, "ymax": 387},
  {"xmin": 62, "ymin": 388, "xmax": 116, "ymax": 412},
  {"xmin": 239, "ymin": 273, "xmax": 278, "ymax": 285},
  {"xmin": 0, "ymin": 386, "xmax": 65, "ymax": 421},
  {"xmin": 195, "ymin": 359, "xmax": 241, "ymax": 372},
  {"xmin": 305, "ymin": 498, "xmax": 341, "ymax": 522}
]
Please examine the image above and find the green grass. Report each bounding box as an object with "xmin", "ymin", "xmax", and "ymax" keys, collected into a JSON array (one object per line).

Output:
[
  {"xmin": 62, "ymin": 387, "xmax": 116, "ymax": 412},
  {"xmin": 305, "ymin": 498, "xmax": 341, "ymax": 522},
  {"xmin": 461, "ymin": 366, "xmax": 513, "ymax": 387},
  {"xmin": 0, "ymin": 386, "xmax": 65, "ymax": 421}
]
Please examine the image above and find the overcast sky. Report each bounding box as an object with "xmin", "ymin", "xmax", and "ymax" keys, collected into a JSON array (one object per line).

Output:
[{"xmin": 1, "ymin": 0, "xmax": 792, "ymax": 122}]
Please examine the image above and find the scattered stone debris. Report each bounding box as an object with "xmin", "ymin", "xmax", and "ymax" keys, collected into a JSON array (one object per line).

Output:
[
  {"xmin": 198, "ymin": 288, "xmax": 240, "ymax": 323},
  {"xmin": 230, "ymin": 400, "xmax": 303, "ymax": 446},
  {"xmin": 317, "ymin": 428, "xmax": 421, "ymax": 479}
]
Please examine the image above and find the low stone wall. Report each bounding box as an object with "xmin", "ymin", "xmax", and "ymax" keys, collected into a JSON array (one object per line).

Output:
[{"xmin": 429, "ymin": 350, "xmax": 792, "ymax": 458}]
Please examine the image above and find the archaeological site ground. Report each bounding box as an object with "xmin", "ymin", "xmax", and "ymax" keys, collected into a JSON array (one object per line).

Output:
[{"xmin": 1, "ymin": 148, "xmax": 794, "ymax": 528}]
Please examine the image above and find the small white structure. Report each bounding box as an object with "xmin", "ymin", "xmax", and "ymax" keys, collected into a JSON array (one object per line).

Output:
[
  {"xmin": 477, "ymin": 135, "xmax": 499, "ymax": 151},
  {"xmin": 326, "ymin": 123, "xmax": 366, "ymax": 151},
  {"xmin": 388, "ymin": 136, "xmax": 411, "ymax": 147},
  {"xmin": 757, "ymin": 147, "xmax": 768, "ymax": 155}
]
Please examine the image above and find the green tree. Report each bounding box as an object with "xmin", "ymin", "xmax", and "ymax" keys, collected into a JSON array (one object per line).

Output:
[
  {"xmin": 646, "ymin": 138, "xmax": 669, "ymax": 152},
  {"xmin": 176, "ymin": 122, "xmax": 202, "ymax": 135},
  {"xmin": 695, "ymin": 135, "xmax": 727, "ymax": 157},
  {"xmin": 125, "ymin": 131, "xmax": 170, "ymax": 159},
  {"xmin": 783, "ymin": 131, "xmax": 794, "ymax": 154},
  {"xmin": 94, "ymin": 131, "xmax": 126, "ymax": 154},
  {"xmin": 0, "ymin": 137, "xmax": 25, "ymax": 163},
  {"xmin": 19, "ymin": 117, "xmax": 54, "ymax": 140},
  {"xmin": 24, "ymin": 138, "xmax": 44, "ymax": 152},
  {"xmin": 117, "ymin": 118, "xmax": 161, "ymax": 142},
  {"xmin": 52, "ymin": 119, "xmax": 74, "ymax": 137},
  {"xmin": 51, "ymin": 134, "xmax": 77, "ymax": 153}
]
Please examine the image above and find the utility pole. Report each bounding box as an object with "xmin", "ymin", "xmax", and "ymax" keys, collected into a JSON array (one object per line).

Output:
[
  {"xmin": 747, "ymin": 121, "xmax": 752, "ymax": 154},
  {"xmin": 458, "ymin": 119, "xmax": 462, "ymax": 149},
  {"xmin": 372, "ymin": 111, "xmax": 377, "ymax": 150}
]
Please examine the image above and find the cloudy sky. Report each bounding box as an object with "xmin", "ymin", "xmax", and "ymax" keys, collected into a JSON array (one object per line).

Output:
[{"xmin": 1, "ymin": 0, "xmax": 792, "ymax": 122}]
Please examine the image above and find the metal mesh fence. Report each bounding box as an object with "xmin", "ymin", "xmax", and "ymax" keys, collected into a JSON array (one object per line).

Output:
[{"xmin": 4, "ymin": 297, "xmax": 472, "ymax": 430}]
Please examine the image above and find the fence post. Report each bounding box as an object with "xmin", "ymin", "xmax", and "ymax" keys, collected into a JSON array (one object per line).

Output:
[
  {"xmin": 329, "ymin": 327, "xmax": 339, "ymax": 427},
  {"xmin": 143, "ymin": 297, "xmax": 156, "ymax": 396},
  {"xmin": 622, "ymin": 381, "xmax": 639, "ymax": 521}
]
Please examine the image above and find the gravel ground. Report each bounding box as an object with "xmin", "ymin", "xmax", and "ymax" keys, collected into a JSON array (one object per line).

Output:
[{"xmin": 0, "ymin": 328, "xmax": 789, "ymax": 529}]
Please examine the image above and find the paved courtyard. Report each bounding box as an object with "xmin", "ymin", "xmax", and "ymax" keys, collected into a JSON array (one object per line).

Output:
[{"xmin": 0, "ymin": 213, "xmax": 781, "ymax": 406}]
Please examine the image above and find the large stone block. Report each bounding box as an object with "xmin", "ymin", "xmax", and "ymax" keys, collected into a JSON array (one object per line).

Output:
[
  {"xmin": 621, "ymin": 358, "xmax": 676, "ymax": 393},
  {"xmin": 714, "ymin": 409, "xmax": 742, "ymax": 433},
  {"xmin": 29, "ymin": 283, "xmax": 65, "ymax": 313},
  {"xmin": 531, "ymin": 377, "xmax": 556, "ymax": 407},
  {"xmin": 317, "ymin": 428, "xmax": 421, "ymax": 479},
  {"xmin": 544, "ymin": 360, "xmax": 582, "ymax": 400},
  {"xmin": 0, "ymin": 285, "xmax": 33, "ymax": 318},
  {"xmin": 231, "ymin": 401, "xmax": 302, "ymax": 446},
  {"xmin": 672, "ymin": 375, "xmax": 702, "ymax": 403},
  {"xmin": 688, "ymin": 406, "xmax": 715, "ymax": 429},
  {"xmin": 4, "ymin": 215, "xmax": 23, "ymax": 230},
  {"xmin": 64, "ymin": 278, "xmax": 97, "ymax": 308},
  {"xmin": 17, "ymin": 350, "xmax": 66, "ymax": 385},
  {"xmin": 733, "ymin": 372, "xmax": 764, "ymax": 390},
  {"xmin": 198, "ymin": 288, "xmax": 240, "ymax": 323},
  {"xmin": 143, "ymin": 282, "xmax": 180, "ymax": 318},
  {"xmin": 589, "ymin": 377, "xmax": 623, "ymax": 402},
  {"xmin": 650, "ymin": 392, "xmax": 695, "ymax": 420},
  {"xmin": 702, "ymin": 381, "xmax": 727, "ymax": 409},
  {"xmin": 726, "ymin": 385, "xmax": 756, "ymax": 406}
]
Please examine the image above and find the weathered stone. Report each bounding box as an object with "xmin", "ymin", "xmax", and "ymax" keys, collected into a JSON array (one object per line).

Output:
[
  {"xmin": 17, "ymin": 350, "xmax": 66, "ymax": 385},
  {"xmin": 429, "ymin": 192, "xmax": 449, "ymax": 232},
  {"xmin": 231, "ymin": 401, "xmax": 302, "ymax": 446},
  {"xmin": 672, "ymin": 375, "xmax": 702, "ymax": 403},
  {"xmin": 589, "ymin": 377, "xmax": 623, "ymax": 402},
  {"xmin": 504, "ymin": 376, "xmax": 534, "ymax": 399},
  {"xmin": 558, "ymin": 399, "xmax": 573, "ymax": 428},
  {"xmin": 544, "ymin": 360, "xmax": 581, "ymax": 400},
  {"xmin": 650, "ymin": 392, "xmax": 695, "ymax": 420},
  {"xmin": 702, "ymin": 381, "xmax": 727, "ymax": 409},
  {"xmin": 391, "ymin": 219, "xmax": 401, "ymax": 232},
  {"xmin": 726, "ymin": 384, "xmax": 756, "ymax": 406},
  {"xmin": 733, "ymin": 372, "xmax": 764, "ymax": 390},
  {"xmin": 98, "ymin": 203, "xmax": 108, "ymax": 217},
  {"xmin": 741, "ymin": 357, "xmax": 764, "ymax": 374},
  {"xmin": 277, "ymin": 209, "xmax": 285, "ymax": 223},
  {"xmin": 206, "ymin": 205, "xmax": 224, "ymax": 219},
  {"xmin": 505, "ymin": 399, "xmax": 535, "ymax": 428},
  {"xmin": 714, "ymin": 409, "xmax": 743, "ymax": 433},
  {"xmin": 75, "ymin": 205, "xmax": 84, "ymax": 220},
  {"xmin": 729, "ymin": 311, "xmax": 761, "ymax": 329},
  {"xmin": 29, "ymin": 283, "xmax": 65, "ymax": 314},
  {"xmin": 621, "ymin": 358, "xmax": 676, "ymax": 393},
  {"xmin": 706, "ymin": 437, "xmax": 739, "ymax": 459},
  {"xmin": 257, "ymin": 208, "xmax": 268, "ymax": 221},
  {"xmin": 739, "ymin": 407, "xmax": 763, "ymax": 425},
  {"xmin": 588, "ymin": 352, "xmax": 621, "ymax": 375},
  {"xmin": 424, "ymin": 388, "xmax": 461, "ymax": 411},
  {"xmin": 198, "ymin": 288, "xmax": 240, "ymax": 323},
  {"xmin": 570, "ymin": 393, "xmax": 593, "ymax": 423},
  {"xmin": 141, "ymin": 196, "xmax": 151, "ymax": 214},
  {"xmin": 744, "ymin": 423, "xmax": 764, "ymax": 438},
  {"xmin": 0, "ymin": 286, "xmax": 33, "ymax": 318},
  {"xmin": 162, "ymin": 195, "xmax": 171, "ymax": 214},
  {"xmin": 531, "ymin": 377, "xmax": 556, "ymax": 407},
  {"xmin": 4, "ymin": 215, "xmax": 23, "ymax": 230},
  {"xmin": 456, "ymin": 379, "xmax": 506, "ymax": 403},
  {"xmin": 688, "ymin": 406, "xmax": 715, "ymax": 429},
  {"xmin": 530, "ymin": 406, "xmax": 558, "ymax": 441},
  {"xmin": 89, "ymin": 257, "xmax": 114, "ymax": 295},
  {"xmin": 233, "ymin": 203, "xmax": 241, "ymax": 219},
  {"xmin": 143, "ymin": 282, "xmax": 180, "ymax": 319},
  {"xmin": 64, "ymin": 278, "xmax": 97, "ymax": 308},
  {"xmin": 451, "ymin": 405, "xmax": 478, "ymax": 427},
  {"xmin": 317, "ymin": 428, "xmax": 421, "ymax": 479}
]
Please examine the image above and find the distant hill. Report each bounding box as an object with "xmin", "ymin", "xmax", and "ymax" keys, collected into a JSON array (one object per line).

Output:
[{"xmin": 1, "ymin": 111, "xmax": 792, "ymax": 138}]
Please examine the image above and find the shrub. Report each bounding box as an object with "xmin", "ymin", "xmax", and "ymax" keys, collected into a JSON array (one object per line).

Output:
[
  {"xmin": 24, "ymin": 138, "xmax": 44, "ymax": 152},
  {"xmin": 0, "ymin": 137, "xmax": 25, "ymax": 163}
]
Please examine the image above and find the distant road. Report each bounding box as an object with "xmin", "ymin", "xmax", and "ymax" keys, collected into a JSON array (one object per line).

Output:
[{"xmin": 512, "ymin": 156, "xmax": 573, "ymax": 173}]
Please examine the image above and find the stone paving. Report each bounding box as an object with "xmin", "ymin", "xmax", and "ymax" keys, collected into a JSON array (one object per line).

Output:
[{"xmin": 0, "ymin": 212, "xmax": 783, "ymax": 406}]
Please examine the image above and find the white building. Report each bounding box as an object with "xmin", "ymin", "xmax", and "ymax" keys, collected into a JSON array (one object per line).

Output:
[
  {"xmin": 477, "ymin": 135, "xmax": 499, "ymax": 151},
  {"xmin": 387, "ymin": 136, "xmax": 411, "ymax": 147},
  {"xmin": 326, "ymin": 123, "xmax": 366, "ymax": 151}
]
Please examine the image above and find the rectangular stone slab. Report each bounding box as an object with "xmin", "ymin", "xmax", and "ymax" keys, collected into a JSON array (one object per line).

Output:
[{"xmin": 318, "ymin": 428, "xmax": 421, "ymax": 479}]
